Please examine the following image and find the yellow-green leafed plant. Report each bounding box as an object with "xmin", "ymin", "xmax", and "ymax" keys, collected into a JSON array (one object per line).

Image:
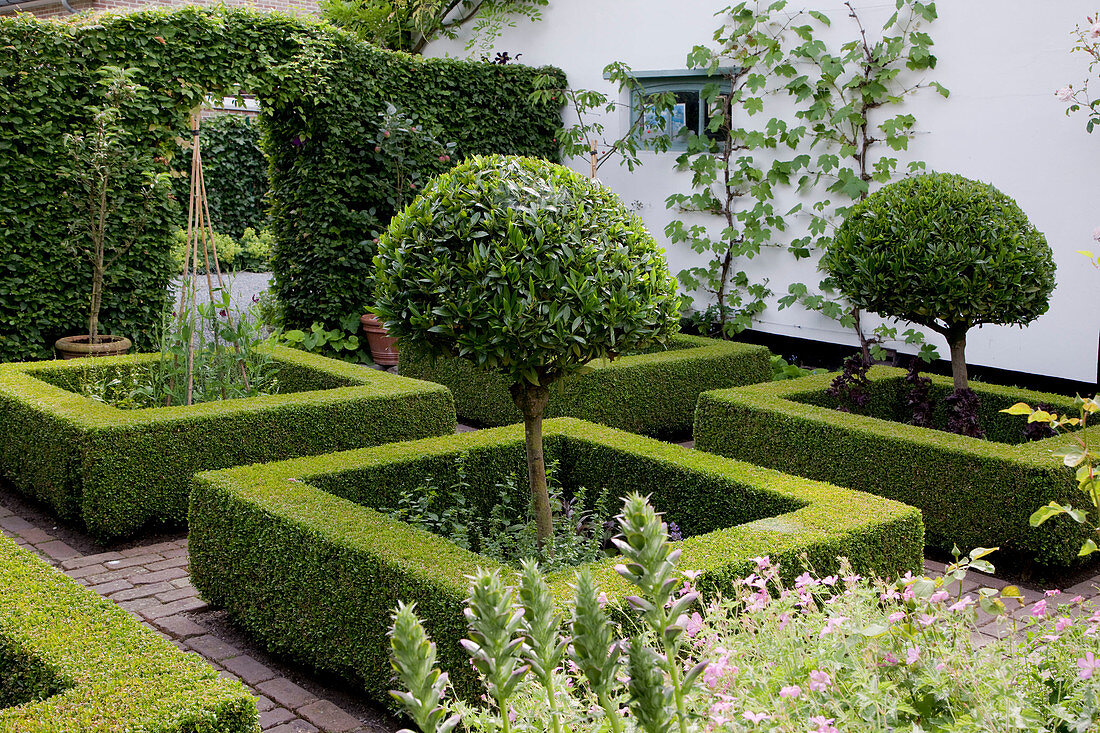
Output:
[{"xmin": 1003, "ymin": 397, "xmax": 1100, "ymax": 556}]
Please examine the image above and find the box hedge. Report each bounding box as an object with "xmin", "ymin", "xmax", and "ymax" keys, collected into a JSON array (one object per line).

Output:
[
  {"xmin": 0, "ymin": 8, "xmax": 564, "ymax": 361},
  {"xmin": 189, "ymin": 417, "xmax": 923, "ymax": 705},
  {"xmin": 694, "ymin": 367, "xmax": 1099, "ymax": 567},
  {"xmin": 0, "ymin": 345, "xmax": 455, "ymax": 541},
  {"xmin": 0, "ymin": 533, "xmax": 257, "ymax": 731},
  {"xmin": 399, "ymin": 335, "xmax": 772, "ymax": 436}
]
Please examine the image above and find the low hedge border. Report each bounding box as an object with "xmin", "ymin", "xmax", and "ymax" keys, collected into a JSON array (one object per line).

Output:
[
  {"xmin": 398, "ymin": 335, "xmax": 772, "ymax": 437},
  {"xmin": 693, "ymin": 366, "xmax": 1099, "ymax": 567},
  {"xmin": 0, "ymin": 345, "xmax": 456, "ymax": 541},
  {"xmin": 0, "ymin": 533, "xmax": 256, "ymax": 731},
  {"xmin": 189, "ymin": 417, "xmax": 923, "ymax": 704}
]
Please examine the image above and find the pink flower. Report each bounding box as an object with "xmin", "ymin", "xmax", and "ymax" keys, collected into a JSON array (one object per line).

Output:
[
  {"xmin": 808, "ymin": 670, "xmax": 831, "ymax": 692},
  {"xmin": 821, "ymin": 575, "xmax": 838, "ymax": 586},
  {"xmin": 929, "ymin": 590, "xmax": 950, "ymax": 603},
  {"xmin": 1056, "ymin": 85, "xmax": 1074, "ymax": 102},
  {"xmin": 1078, "ymin": 651, "xmax": 1100, "ymax": 680},
  {"xmin": 906, "ymin": 645, "xmax": 921, "ymax": 665},
  {"xmin": 809, "ymin": 715, "xmax": 839, "ymax": 733},
  {"xmin": 882, "ymin": 652, "xmax": 899, "ymax": 666},
  {"xmin": 743, "ymin": 711, "xmax": 769, "ymax": 723},
  {"xmin": 948, "ymin": 596, "xmax": 975, "ymax": 612},
  {"xmin": 780, "ymin": 685, "xmax": 801, "ymax": 699},
  {"xmin": 819, "ymin": 615, "xmax": 849, "ymax": 638},
  {"xmin": 795, "ymin": 572, "xmax": 815, "ymax": 588},
  {"xmin": 843, "ymin": 573, "xmax": 862, "ymax": 584},
  {"xmin": 1090, "ymin": 22, "xmax": 1100, "ymax": 38},
  {"xmin": 596, "ymin": 592, "xmax": 608, "ymax": 608},
  {"xmin": 1031, "ymin": 600, "xmax": 1048, "ymax": 618},
  {"xmin": 438, "ymin": 154, "xmax": 450, "ymax": 162},
  {"xmin": 1092, "ymin": 226, "xmax": 1100, "ymax": 243},
  {"xmin": 777, "ymin": 612, "xmax": 791, "ymax": 631},
  {"xmin": 1056, "ymin": 617, "xmax": 1074, "ymax": 632},
  {"xmin": 750, "ymin": 555, "xmax": 771, "ymax": 570},
  {"xmin": 919, "ymin": 613, "xmax": 936, "ymax": 627},
  {"xmin": 677, "ymin": 612, "xmax": 704, "ymax": 638},
  {"xmin": 888, "ymin": 611, "xmax": 906, "ymax": 623},
  {"xmin": 683, "ymin": 569, "xmax": 702, "ymax": 582},
  {"xmin": 1045, "ymin": 589, "xmax": 1062, "ymax": 597}
]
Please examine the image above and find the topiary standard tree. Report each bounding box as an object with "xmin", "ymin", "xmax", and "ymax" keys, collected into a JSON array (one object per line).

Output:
[
  {"xmin": 374, "ymin": 154, "xmax": 681, "ymax": 547},
  {"xmin": 823, "ymin": 172, "xmax": 1056, "ymax": 392}
]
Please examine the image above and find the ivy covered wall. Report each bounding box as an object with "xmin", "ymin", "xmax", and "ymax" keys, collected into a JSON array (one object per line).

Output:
[{"xmin": 0, "ymin": 8, "xmax": 564, "ymax": 361}]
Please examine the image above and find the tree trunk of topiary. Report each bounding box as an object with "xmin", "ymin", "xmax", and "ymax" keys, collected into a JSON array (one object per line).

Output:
[
  {"xmin": 947, "ymin": 330, "xmax": 968, "ymax": 391},
  {"xmin": 511, "ymin": 383, "xmax": 553, "ymax": 550}
]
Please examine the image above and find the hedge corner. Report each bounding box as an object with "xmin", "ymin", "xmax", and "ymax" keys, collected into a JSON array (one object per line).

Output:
[
  {"xmin": 0, "ymin": 533, "xmax": 257, "ymax": 732},
  {"xmin": 188, "ymin": 417, "xmax": 922, "ymax": 705},
  {"xmin": 693, "ymin": 366, "xmax": 1098, "ymax": 567},
  {"xmin": 399, "ymin": 334, "xmax": 773, "ymax": 437},
  {"xmin": 0, "ymin": 344, "xmax": 456, "ymax": 541}
]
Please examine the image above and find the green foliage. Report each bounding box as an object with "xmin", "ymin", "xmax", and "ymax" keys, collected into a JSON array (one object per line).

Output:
[
  {"xmin": 660, "ymin": 1, "xmax": 944, "ymax": 350},
  {"xmin": 0, "ymin": 533, "xmax": 257, "ymax": 731},
  {"xmin": 694, "ymin": 368, "xmax": 1099, "ymax": 567},
  {"xmin": 375, "ymin": 154, "xmax": 681, "ymax": 389},
  {"xmin": 319, "ymin": 0, "xmax": 546, "ymax": 55},
  {"xmin": 0, "ymin": 345, "xmax": 456, "ymax": 540},
  {"xmin": 173, "ymin": 114, "xmax": 268, "ymax": 239},
  {"xmin": 383, "ymin": 456, "xmax": 614, "ymax": 571},
  {"xmin": 0, "ymin": 8, "xmax": 564, "ymax": 361},
  {"xmin": 170, "ymin": 227, "xmax": 239, "ymax": 273},
  {"xmin": 372, "ymin": 103, "xmax": 456, "ymax": 212},
  {"xmin": 275, "ymin": 319, "xmax": 368, "ymax": 363},
  {"xmin": 823, "ymin": 172, "xmax": 1056, "ymax": 388},
  {"xmin": 1058, "ymin": 14, "xmax": 1100, "ymax": 133},
  {"xmin": 187, "ymin": 418, "xmax": 923, "ymax": 705},
  {"xmin": 399, "ymin": 335, "xmax": 771, "ymax": 437},
  {"xmin": 1004, "ymin": 397, "xmax": 1100, "ymax": 557}
]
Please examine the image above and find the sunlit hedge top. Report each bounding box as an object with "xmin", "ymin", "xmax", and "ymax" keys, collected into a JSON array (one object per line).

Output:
[
  {"xmin": 823, "ymin": 172, "xmax": 1055, "ymax": 331},
  {"xmin": 373, "ymin": 155, "xmax": 681, "ymax": 387}
]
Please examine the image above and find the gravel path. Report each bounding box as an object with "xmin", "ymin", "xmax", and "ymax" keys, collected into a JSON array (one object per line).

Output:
[{"xmin": 169, "ymin": 271, "xmax": 273, "ymax": 314}]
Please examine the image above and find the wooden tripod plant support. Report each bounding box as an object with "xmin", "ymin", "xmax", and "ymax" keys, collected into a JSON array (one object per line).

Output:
[{"xmin": 172, "ymin": 110, "xmax": 251, "ymax": 406}]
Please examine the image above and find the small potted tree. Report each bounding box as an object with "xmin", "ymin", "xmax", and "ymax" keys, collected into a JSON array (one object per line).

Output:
[
  {"xmin": 822, "ymin": 172, "xmax": 1056, "ymax": 432},
  {"xmin": 55, "ymin": 66, "xmax": 167, "ymax": 359},
  {"xmin": 374, "ymin": 154, "xmax": 681, "ymax": 546}
]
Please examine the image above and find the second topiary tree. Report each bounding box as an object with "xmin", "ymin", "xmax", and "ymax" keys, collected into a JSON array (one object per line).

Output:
[
  {"xmin": 823, "ymin": 172, "xmax": 1056, "ymax": 392},
  {"xmin": 374, "ymin": 154, "xmax": 681, "ymax": 547}
]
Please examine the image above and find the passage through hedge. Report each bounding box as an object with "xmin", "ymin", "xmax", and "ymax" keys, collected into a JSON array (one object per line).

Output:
[
  {"xmin": 693, "ymin": 367, "xmax": 1097, "ymax": 568},
  {"xmin": 189, "ymin": 417, "xmax": 923, "ymax": 704},
  {"xmin": 0, "ymin": 346, "xmax": 455, "ymax": 541},
  {"xmin": 0, "ymin": 534, "xmax": 256, "ymax": 731},
  {"xmin": 399, "ymin": 335, "xmax": 772, "ymax": 437},
  {"xmin": 0, "ymin": 8, "xmax": 564, "ymax": 361}
]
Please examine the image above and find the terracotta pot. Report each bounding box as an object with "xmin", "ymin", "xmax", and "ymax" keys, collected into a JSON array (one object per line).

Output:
[
  {"xmin": 360, "ymin": 313, "xmax": 399, "ymax": 366},
  {"xmin": 54, "ymin": 334, "xmax": 132, "ymax": 360}
]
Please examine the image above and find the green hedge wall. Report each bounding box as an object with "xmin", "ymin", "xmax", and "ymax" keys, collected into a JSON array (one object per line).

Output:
[
  {"xmin": 399, "ymin": 335, "xmax": 772, "ymax": 436},
  {"xmin": 0, "ymin": 534, "xmax": 257, "ymax": 731},
  {"xmin": 693, "ymin": 367, "xmax": 1097, "ymax": 567},
  {"xmin": 0, "ymin": 8, "xmax": 564, "ymax": 361},
  {"xmin": 189, "ymin": 417, "xmax": 923, "ymax": 705},
  {"xmin": 172, "ymin": 114, "xmax": 268, "ymax": 240},
  {"xmin": 0, "ymin": 345, "xmax": 455, "ymax": 541}
]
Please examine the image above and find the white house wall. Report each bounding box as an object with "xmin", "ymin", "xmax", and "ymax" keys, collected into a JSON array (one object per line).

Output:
[{"xmin": 426, "ymin": 1, "xmax": 1100, "ymax": 384}]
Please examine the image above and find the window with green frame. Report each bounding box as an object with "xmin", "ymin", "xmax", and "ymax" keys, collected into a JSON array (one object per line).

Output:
[{"xmin": 625, "ymin": 70, "xmax": 733, "ymax": 150}]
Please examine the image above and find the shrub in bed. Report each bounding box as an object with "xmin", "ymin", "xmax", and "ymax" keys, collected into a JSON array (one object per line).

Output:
[
  {"xmin": 188, "ymin": 417, "xmax": 923, "ymax": 704},
  {"xmin": 693, "ymin": 366, "xmax": 1096, "ymax": 567},
  {"xmin": 399, "ymin": 334, "xmax": 771, "ymax": 437},
  {"xmin": 0, "ymin": 345, "xmax": 455, "ymax": 540},
  {"xmin": 0, "ymin": 533, "xmax": 256, "ymax": 730}
]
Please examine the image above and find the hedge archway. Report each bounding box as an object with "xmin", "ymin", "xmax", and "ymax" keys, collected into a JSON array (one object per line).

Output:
[{"xmin": 0, "ymin": 8, "xmax": 564, "ymax": 360}]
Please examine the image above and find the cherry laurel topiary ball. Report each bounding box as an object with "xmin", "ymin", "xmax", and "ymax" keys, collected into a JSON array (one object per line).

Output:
[
  {"xmin": 372, "ymin": 154, "xmax": 681, "ymax": 385},
  {"xmin": 822, "ymin": 172, "xmax": 1056, "ymax": 390}
]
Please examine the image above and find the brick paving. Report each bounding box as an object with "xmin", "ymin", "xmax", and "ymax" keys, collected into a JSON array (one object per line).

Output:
[
  {"xmin": 0, "ymin": 482, "xmax": 397, "ymax": 733},
  {"xmin": 3, "ymin": 464, "xmax": 1100, "ymax": 730}
]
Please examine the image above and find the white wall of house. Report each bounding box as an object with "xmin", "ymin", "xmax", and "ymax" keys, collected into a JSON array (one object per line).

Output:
[{"xmin": 426, "ymin": 1, "xmax": 1100, "ymax": 384}]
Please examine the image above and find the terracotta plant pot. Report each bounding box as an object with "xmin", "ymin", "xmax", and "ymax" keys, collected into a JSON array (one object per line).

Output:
[
  {"xmin": 360, "ymin": 313, "xmax": 399, "ymax": 366},
  {"xmin": 54, "ymin": 334, "xmax": 132, "ymax": 360}
]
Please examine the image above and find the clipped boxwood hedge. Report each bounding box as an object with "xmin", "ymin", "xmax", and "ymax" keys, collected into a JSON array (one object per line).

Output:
[
  {"xmin": 0, "ymin": 345, "xmax": 455, "ymax": 541},
  {"xmin": 0, "ymin": 8, "xmax": 564, "ymax": 361},
  {"xmin": 189, "ymin": 417, "xmax": 922, "ymax": 704},
  {"xmin": 694, "ymin": 367, "xmax": 1098, "ymax": 567},
  {"xmin": 0, "ymin": 533, "xmax": 256, "ymax": 731},
  {"xmin": 399, "ymin": 335, "xmax": 772, "ymax": 436}
]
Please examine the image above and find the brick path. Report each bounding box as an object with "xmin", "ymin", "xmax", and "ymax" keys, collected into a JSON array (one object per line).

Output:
[
  {"xmin": 3, "ymin": 469, "xmax": 1100, "ymax": 731},
  {"xmin": 0, "ymin": 482, "xmax": 397, "ymax": 733}
]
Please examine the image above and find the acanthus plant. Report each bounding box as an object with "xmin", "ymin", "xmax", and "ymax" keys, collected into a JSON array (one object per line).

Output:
[{"xmin": 387, "ymin": 493, "xmax": 706, "ymax": 733}]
